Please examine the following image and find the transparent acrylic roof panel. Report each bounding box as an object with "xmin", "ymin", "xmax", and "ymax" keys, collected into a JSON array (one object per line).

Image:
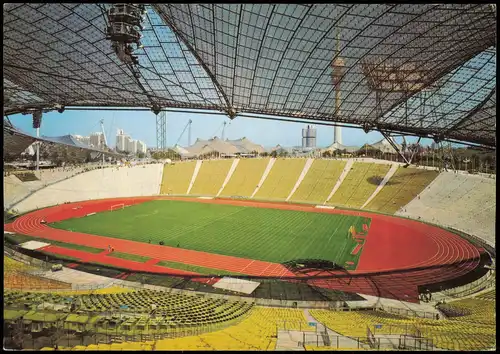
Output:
[
  {"xmin": 3, "ymin": 4, "xmax": 225, "ymax": 113},
  {"xmin": 3, "ymin": 3, "xmax": 496, "ymax": 147},
  {"xmin": 156, "ymin": 3, "xmax": 496, "ymax": 146},
  {"xmin": 381, "ymin": 47, "xmax": 496, "ymax": 146}
]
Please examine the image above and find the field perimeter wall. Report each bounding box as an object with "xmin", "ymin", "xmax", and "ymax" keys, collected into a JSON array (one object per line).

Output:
[{"xmin": 12, "ymin": 164, "xmax": 163, "ymax": 213}]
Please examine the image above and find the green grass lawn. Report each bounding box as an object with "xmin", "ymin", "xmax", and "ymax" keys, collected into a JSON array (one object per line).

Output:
[
  {"xmin": 4, "ymin": 233, "xmax": 104, "ymax": 254},
  {"xmin": 107, "ymin": 252, "xmax": 150, "ymax": 263},
  {"xmin": 157, "ymin": 260, "xmax": 244, "ymax": 276},
  {"xmin": 50, "ymin": 200, "xmax": 370, "ymax": 267}
]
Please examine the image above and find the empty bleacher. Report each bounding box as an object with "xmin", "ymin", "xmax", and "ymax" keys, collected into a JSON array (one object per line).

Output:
[
  {"xmin": 4, "ymin": 166, "xmax": 97, "ymax": 209},
  {"xmin": 365, "ymin": 167, "xmax": 439, "ymax": 214},
  {"xmin": 37, "ymin": 306, "xmax": 313, "ymax": 351},
  {"xmin": 311, "ymin": 296, "xmax": 495, "ymax": 351},
  {"xmin": 4, "ymin": 256, "xmax": 71, "ymax": 291},
  {"xmin": 327, "ymin": 162, "xmax": 391, "ymax": 209},
  {"xmin": 397, "ymin": 172, "xmax": 495, "ymax": 245},
  {"xmin": 254, "ymin": 158, "xmax": 307, "ymax": 201},
  {"xmin": 291, "ymin": 159, "xmax": 346, "ymax": 204},
  {"xmin": 4, "ymin": 288, "xmax": 253, "ymax": 328},
  {"xmin": 220, "ymin": 158, "xmax": 269, "ymax": 198},
  {"xmin": 476, "ymin": 289, "xmax": 495, "ymax": 301},
  {"xmin": 10, "ymin": 164, "xmax": 164, "ymax": 213},
  {"xmin": 190, "ymin": 159, "xmax": 233, "ymax": 196},
  {"xmin": 160, "ymin": 161, "xmax": 197, "ymax": 195}
]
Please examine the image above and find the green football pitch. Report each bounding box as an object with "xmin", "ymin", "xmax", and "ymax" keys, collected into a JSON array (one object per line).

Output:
[{"xmin": 50, "ymin": 200, "xmax": 370, "ymax": 266}]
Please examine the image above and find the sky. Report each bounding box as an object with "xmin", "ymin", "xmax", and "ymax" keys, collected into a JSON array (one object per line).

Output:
[{"xmin": 8, "ymin": 109, "xmax": 435, "ymax": 150}]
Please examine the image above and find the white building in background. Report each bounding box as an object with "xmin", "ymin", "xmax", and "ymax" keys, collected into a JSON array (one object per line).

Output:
[
  {"xmin": 115, "ymin": 129, "xmax": 130, "ymax": 152},
  {"xmin": 90, "ymin": 132, "xmax": 105, "ymax": 149},
  {"xmin": 127, "ymin": 139, "xmax": 138, "ymax": 154},
  {"xmin": 136, "ymin": 140, "xmax": 147, "ymax": 154},
  {"xmin": 115, "ymin": 128, "xmax": 147, "ymax": 155},
  {"xmin": 301, "ymin": 125, "xmax": 317, "ymax": 149}
]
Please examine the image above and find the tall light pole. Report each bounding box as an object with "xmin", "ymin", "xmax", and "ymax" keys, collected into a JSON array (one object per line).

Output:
[
  {"xmin": 331, "ymin": 31, "xmax": 345, "ymax": 145},
  {"xmin": 33, "ymin": 110, "xmax": 42, "ymax": 171},
  {"xmin": 100, "ymin": 119, "xmax": 107, "ymax": 164}
]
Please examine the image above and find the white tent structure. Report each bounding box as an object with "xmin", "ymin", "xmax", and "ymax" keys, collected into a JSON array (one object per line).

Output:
[
  {"xmin": 321, "ymin": 142, "xmax": 359, "ymax": 154},
  {"xmin": 360, "ymin": 137, "xmax": 401, "ymax": 154},
  {"xmin": 226, "ymin": 137, "xmax": 265, "ymax": 154},
  {"xmin": 181, "ymin": 137, "xmax": 241, "ymax": 158}
]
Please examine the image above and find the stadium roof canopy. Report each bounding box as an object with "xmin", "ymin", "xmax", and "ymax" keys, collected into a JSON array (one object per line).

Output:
[
  {"xmin": 3, "ymin": 4, "xmax": 496, "ymax": 147},
  {"xmin": 3, "ymin": 120, "xmax": 121, "ymax": 162}
]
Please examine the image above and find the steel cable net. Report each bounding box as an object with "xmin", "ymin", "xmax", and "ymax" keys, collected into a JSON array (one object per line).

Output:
[
  {"xmin": 3, "ymin": 3, "xmax": 497, "ymax": 147},
  {"xmin": 3, "ymin": 124, "xmax": 120, "ymax": 163}
]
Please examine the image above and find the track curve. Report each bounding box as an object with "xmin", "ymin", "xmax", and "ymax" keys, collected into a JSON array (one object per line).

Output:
[{"xmin": 5, "ymin": 196, "xmax": 485, "ymax": 303}]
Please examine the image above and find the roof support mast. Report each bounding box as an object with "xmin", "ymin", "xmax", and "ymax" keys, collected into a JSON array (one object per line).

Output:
[
  {"xmin": 379, "ymin": 130, "xmax": 420, "ymax": 166},
  {"xmin": 175, "ymin": 119, "xmax": 192, "ymax": 147},
  {"xmin": 32, "ymin": 110, "xmax": 42, "ymax": 171},
  {"xmin": 156, "ymin": 110, "xmax": 167, "ymax": 151}
]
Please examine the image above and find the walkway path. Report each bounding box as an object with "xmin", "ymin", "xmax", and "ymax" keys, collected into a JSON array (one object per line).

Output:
[{"xmin": 303, "ymin": 309, "xmax": 367, "ymax": 349}]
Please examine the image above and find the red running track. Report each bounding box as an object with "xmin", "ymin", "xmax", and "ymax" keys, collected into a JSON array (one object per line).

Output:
[{"xmin": 5, "ymin": 196, "xmax": 484, "ymax": 302}]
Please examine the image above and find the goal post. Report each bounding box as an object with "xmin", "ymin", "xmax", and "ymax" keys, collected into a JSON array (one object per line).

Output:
[{"xmin": 110, "ymin": 203, "xmax": 125, "ymax": 212}]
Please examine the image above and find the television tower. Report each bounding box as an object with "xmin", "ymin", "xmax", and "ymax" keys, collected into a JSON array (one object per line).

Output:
[{"xmin": 331, "ymin": 31, "xmax": 345, "ymax": 145}]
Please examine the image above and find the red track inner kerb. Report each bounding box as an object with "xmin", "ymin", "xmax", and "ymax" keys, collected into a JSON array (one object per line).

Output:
[{"xmin": 5, "ymin": 197, "xmax": 484, "ymax": 303}]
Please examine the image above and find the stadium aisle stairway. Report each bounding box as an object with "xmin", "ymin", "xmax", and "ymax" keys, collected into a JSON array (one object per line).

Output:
[
  {"xmin": 291, "ymin": 159, "xmax": 346, "ymax": 204},
  {"xmin": 254, "ymin": 158, "xmax": 307, "ymax": 201},
  {"xmin": 365, "ymin": 167, "xmax": 438, "ymax": 214},
  {"xmin": 327, "ymin": 162, "xmax": 391, "ymax": 209},
  {"xmin": 219, "ymin": 158, "xmax": 269, "ymax": 198},
  {"xmin": 189, "ymin": 159, "xmax": 234, "ymax": 196},
  {"xmin": 161, "ymin": 161, "xmax": 197, "ymax": 195}
]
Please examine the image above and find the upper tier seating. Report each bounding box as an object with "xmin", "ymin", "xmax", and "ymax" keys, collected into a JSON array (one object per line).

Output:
[
  {"xmin": 397, "ymin": 172, "xmax": 495, "ymax": 245},
  {"xmin": 10, "ymin": 164, "xmax": 164, "ymax": 213},
  {"xmin": 365, "ymin": 167, "xmax": 439, "ymax": 214},
  {"xmin": 160, "ymin": 161, "xmax": 197, "ymax": 195},
  {"xmin": 4, "ymin": 166, "xmax": 96, "ymax": 209},
  {"xmin": 254, "ymin": 158, "xmax": 306, "ymax": 201},
  {"xmin": 190, "ymin": 159, "xmax": 233, "ymax": 196},
  {"xmin": 220, "ymin": 158, "xmax": 269, "ymax": 198},
  {"xmin": 327, "ymin": 162, "xmax": 391, "ymax": 208},
  {"xmin": 291, "ymin": 159, "xmax": 346, "ymax": 203},
  {"xmin": 476, "ymin": 289, "xmax": 495, "ymax": 301}
]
